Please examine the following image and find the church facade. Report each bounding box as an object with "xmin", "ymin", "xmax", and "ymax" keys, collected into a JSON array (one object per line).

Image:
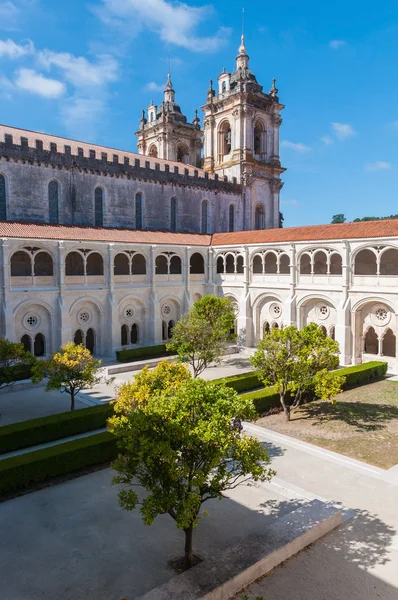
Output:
[{"xmin": 1, "ymin": 37, "xmax": 398, "ymax": 372}]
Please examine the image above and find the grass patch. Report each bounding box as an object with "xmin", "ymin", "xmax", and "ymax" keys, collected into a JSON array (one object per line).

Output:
[{"xmin": 256, "ymin": 380, "xmax": 398, "ymax": 469}]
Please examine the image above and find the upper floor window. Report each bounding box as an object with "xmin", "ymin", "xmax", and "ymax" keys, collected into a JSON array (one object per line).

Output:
[
  {"xmin": 222, "ymin": 81, "xmax": 227, "ymax": 93},
  {"xmin": 229, "ymin": 204, "xmax": 235, "ymax": 232},
  {"xmin": 219, "ymin": 121, "xmax": 231, "ymax": 159},
  {"xmin": 136, "ymin": 193, "xmax": 143, "ymax": 230},
  {"xmin": 149, "ymin": 145, "xmax": 158, "ymax": 158},
  {"xmin": 170, "ymin": 197, "xmax": 178, "ymax": 232},
  {"xmin": 201, "ymin": 200, "xmax": 209, "ymax": 234},
  {"xmin": 48, "ymin": 181, "xmax": 59, "ymax": 224},
  {"xmin": 177, "ymin": 144, "xmax": 189, "ymax": 164},
  {"xmin": 254, "ymin": 205, "xmax": 265, "ymax": 230},
  {"xmin": 254, "ymin": 121, "xmax": 265, "ymax": 155},
  {"xmin": 94, "ymin": 187, "xmax": 104, "ymax": 227},
  {"xmin": 0, "ymin": 174, "xmax": 6, "ymax": 220}
]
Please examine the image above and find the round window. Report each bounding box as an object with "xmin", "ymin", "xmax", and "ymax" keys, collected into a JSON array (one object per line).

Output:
[
  {"xmin": 24, "ymin": 313, "xmax": 40, "ymax": 329},
  {"xmin": 270, "ymin": 303, "xmax": 282, "ymax": 319},
  {"xmin": 162, "ymin": 305, "xmax": 172, "ymax": 316},
  {"xmin": 78, "ymin": 309, "xmax": 91, "ymax": 325},
  {"xmin": 124, "ymin": 306, "xmax": 135, "ymax": 320},
  {"xmin": 315, "ymin": 303, "xmax": 330, "ymax": 320},
  {"xmin": 371, "ymin": 304, "xmax": 390, "ymax": 327}
]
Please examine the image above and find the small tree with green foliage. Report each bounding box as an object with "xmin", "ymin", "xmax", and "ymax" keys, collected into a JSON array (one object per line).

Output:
[
  {"xmin": 331, "ymin": 214, "xmax": 346, "ymax": 224},
  {"xmin": 32, "ymin": 342, "xmax": 104, "ymax": 410},
  {"xmin": 110, "ymin": 364, "xmax": 273, "ymax": 568},
  {"xmin": 0, "ymin": 338, "xmax": 36, "ymax": 391},
  {"xmin": 167, "ymin": 295, "xmax": 236, "ymax": 377},
  {"xmin": 250, "ymin": 324, "xmax": 345, "ymax": 421}
]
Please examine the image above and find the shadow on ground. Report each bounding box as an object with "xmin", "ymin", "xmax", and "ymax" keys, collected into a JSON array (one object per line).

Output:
[{"xmin": 295, "ymin": 401, "xmax": 398, "ymax": 432}]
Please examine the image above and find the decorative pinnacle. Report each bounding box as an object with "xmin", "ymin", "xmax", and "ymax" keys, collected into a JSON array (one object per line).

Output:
[
  {"xmin": 166, "ymin": 72, "xmax": 173, "ymax": 90},
  {"xmin": 270, "ymin": 78, "xmax": 278, "ymax": 97}
]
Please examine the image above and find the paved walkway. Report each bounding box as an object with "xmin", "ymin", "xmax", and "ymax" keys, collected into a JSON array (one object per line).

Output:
[{"xmin": 235, "ymin": 423, "xmax": 398, "ymax": 599}]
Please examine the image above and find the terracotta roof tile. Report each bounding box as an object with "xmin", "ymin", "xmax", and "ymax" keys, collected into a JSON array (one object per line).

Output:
[
  {"xmin": 0, "ymin": 221, "xmax": 211, "ymax": 246},
  {"xmin": 211, "ymin": 220, "xmax": 398, "ymax": 246}
]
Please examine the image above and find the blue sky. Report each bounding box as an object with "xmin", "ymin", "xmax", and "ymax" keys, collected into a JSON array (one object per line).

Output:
[{"xmin": 0, "ymin": 0, "xmax": 397, "ymax": 227}]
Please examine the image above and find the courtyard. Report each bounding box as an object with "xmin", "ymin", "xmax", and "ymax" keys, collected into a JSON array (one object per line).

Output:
[{"xmin": 256, "ymin": 380, "xmax": 398, "ymax": 469}]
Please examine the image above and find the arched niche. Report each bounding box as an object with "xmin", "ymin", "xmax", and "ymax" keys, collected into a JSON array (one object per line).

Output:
[
  {"xmin": 34, "ymin": 252, "xmax": 53, "ymax": 276},
  {"xmin": 236, "ymin": 255, "xmax": 244, "ymax": 274},
  {"xmin": 216, "ymin": 256, "xmax": 224, "ymax": 274},
  {"xmin": 264, "ymin": 253, "xmax": 277, "ymax": 274},
  {"xmin": 190, "ymin": 252, "xmax": 205, "ymax": 274},
  {"xmin": 355, "ymin": 249, "xmax": 377, "ymax": 275},
  {"xmin": 11, "ymin": 251, "xmax": 31, "ymax": 276},
  {"xmin": 132, "ymin": 253, "xmax": 146, "ymax": 275},
  {"xmin": 279, "ymin": 254, "xmax": 290, "ymax": 274},
  {"xmin": 254, "ymin": 205, "xmax": 265, "ymax": 230},
  {"xmin": 86, "ymin": 252, "xmax": 104, "ymax": 276},
  {"xmin": 330, "ymin": 253, "xmax": 342, "ymax": 275},
  {"xmin": 65, "ymin": 252, "xmax": 84, "ymax": 276},
  {"xmin": 364, "ymin": 326, "xmax": 378, "ymax": 354},
  {"xmin": 114, "ymin": 253, "xmax": 129, "ymax": 275},
  {"xmin": 156, "ymin": 255, "xmax": 168, "ymax": 275},
  {"xmin": 225, "ymin": 254, "xmax": 235, "ymax": 274},
  {"xmin": 313, "ymin": 251, "xmax": 327, "ymax": 275},
  {"xmin": 382, "ymin": 328, "xmax": 396, "ymax": 357},
  {"xmin": 300, "ymin": 254, "xmax": 311, "ymax": 275},
  {"xmin": 380, "ymin": 248, "xmax": 398, "ymax": 276},
  {"xmin": 252, "ymin": 254, "xmax": 263, "ymax": 274},
  {"xmin": 169, "ymin": 255, "xmax": 182, "ymax": 275}
]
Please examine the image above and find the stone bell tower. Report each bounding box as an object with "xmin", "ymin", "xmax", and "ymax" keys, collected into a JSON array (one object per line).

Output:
[
  {"xmin": 201, "ymin": 35, "xmax": 285, "ymax": 229},
  {"xmin": 136, "ymin": 73, "xmax": 202, "ymax": 167}
]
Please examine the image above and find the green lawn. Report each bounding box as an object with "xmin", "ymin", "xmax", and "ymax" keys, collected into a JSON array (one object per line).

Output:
[{"xmin": 256, "ymin": 380, "xmax": 398, "ymax": 469}]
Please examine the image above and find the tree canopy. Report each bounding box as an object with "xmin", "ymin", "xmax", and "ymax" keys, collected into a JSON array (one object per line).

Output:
[
  {"xmin": 32, "ymin": 342, "xmax": 103, "ymax": 410},
  {"xmin": 109, "ymin": 363, "xmax": 273, "ymax": 568},
  {"xmin": 250, "ymin": 323, "xmax": 345, "ymax": 421},
  {"xmin": 167, "ymin": 295, "xmax": 236, "ymax": 377},
  {"xmin": 0, "ymin": 338, "xmax": 36, "ymax": 390}
]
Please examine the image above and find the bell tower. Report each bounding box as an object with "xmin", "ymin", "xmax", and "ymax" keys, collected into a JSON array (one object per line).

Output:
[
  {"xmin": 201, "ymin": 35, "xmax": 285, "ymax": 229},
  {"xmin": 136, "ymin": 73, "xmax": 202, "ymax": 167}
]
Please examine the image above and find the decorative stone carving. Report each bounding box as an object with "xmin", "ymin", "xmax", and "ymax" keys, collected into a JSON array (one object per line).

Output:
[
  {"xmin": 78, "ymin": 309, "xmax": 91, "ymax": 325},
  {"xmin": 316, "ymin": 304, "xmax": 330, "ymax": 320},
  {"xmin": 24, "ymin": 313, "xmax": 40, "ymax": 329},
  {"xmin": 269, "ymin": 179, "xmax": 283, "ymax": 193},
  {"xmin": 371, "ymin": 305, "xmax": 391, "ymax": 326}
]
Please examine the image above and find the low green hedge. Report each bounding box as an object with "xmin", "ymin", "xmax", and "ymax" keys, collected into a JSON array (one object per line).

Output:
[
  {"xmin": 213, "ymin": 370, "xmax": 263, "ymax": 393},
  {"xmin": 116, "ymin": 344, "xmax": 174, "ymax": 363},
  {"xmin": 0, "ymin": 431, "xmax": 117, "ymax": 496},
  {"xmin": 4, "ymin": 363, "xmax": 33, "ymax": 383},
  {"xmin": 0, "ymin": 404, "xmax": 113, "ymax": 455},
  {"xmin": 241, "ymin": 361, "xmax": 388, "ymax": 414}
]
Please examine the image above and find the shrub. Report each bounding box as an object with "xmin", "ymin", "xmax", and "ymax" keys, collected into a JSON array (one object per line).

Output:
[
  {"xmin": 241, "ymin": 386, "xmax": 286, "ymax": 414},
  {"xmin": 116, "ymin": 344, "xmax": 174, "ymax": 363},
  {"xmin": 0, "ymin": 431, "xmax": 117, "ymax": 496},
  {"xmin": 3, "ymin": 363, "xmax": 33, "ymax": 383},
  {"xmin": 213, "ymin": 371, "xmax": 263, "ymax": 393},
  {"xmin": 338, "ymin": 361, "xmax": 388, "ymax": 387},
  {"xmin": 0, "ymin": 404, "xmax": 113, "ymax": 454}
]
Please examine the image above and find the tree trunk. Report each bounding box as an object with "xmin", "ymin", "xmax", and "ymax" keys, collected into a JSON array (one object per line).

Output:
[
  {"xmin": 184, "ymin": 525, "xmax": 194, "ymax": 568},
  {"xmin": 70, "ymin": 390, "xmax": 75, "ymax": 411},
  {"xmin": 280, "ymin": 394, "xmax": 290, "ymax": 422}
]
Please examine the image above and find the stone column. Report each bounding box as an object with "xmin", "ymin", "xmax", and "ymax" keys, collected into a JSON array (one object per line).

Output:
[
  {"xmin": 107, "ymin": 244, "xmax": 120, "ymax": 356},
  {"xmin": 149, "ymin": 245, "xmax": 161, "ymax": 344},
  {"xmin": 183, "ymin": 246, "xmax": 191, "ymax": 313},
  {"xmin": 336, "ymin": 241, "xmax": 352, "ymax": 365},
  {"xmin": 285, "ymin": 244, "xmax": 297, "ymax": 326},
  {"xmin": 237, "ymin": 246, "xmax": 252, "ymax": 346},
  {"xmin": 271, "ymin": 114, "xmax": 282, "ymax": 160},
  {"xmin": 205, "ymin": 247, "xmax": 216, "ymax": 296},
  {"xmin": 57, "ymin": 241, "xmax": 71, "ymax": 349},
  {"xmin": 269, "ymin": 179, "xmax": 283, "ymax": 229},
  {"xmin": 0, "ymin": 239, "xmax": 14, "ymax": 340}
]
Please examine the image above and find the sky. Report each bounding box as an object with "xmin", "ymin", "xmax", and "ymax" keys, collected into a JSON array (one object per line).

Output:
[{"xmin": 0, "ymin": 0, "xmax": 397, "ymax": 228}]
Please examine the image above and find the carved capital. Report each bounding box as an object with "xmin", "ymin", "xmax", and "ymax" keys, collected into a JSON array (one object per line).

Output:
[
  {"xmin": 269, "ymin": 178, "xmax": 284, "ymax": 193},
  {"xmin": 271, "ymin": 114, "xmax": 282, "ymax": 127}
]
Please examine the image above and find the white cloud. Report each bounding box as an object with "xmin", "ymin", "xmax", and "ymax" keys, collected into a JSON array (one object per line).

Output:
[
  {"xmin": 331, "ymin": 122, "xmax": 356, "ymax": 140},
  {"xmin": 281, "ymin": 140, "xmax": 311, "ymax": 152},
  {"xmin": 145, "ymin": 81, "xmax": 164, "ymax": 92},
  {"xmin": 14, "ymin": 68, "xmax": 66, "ymax": 98},
  {"xmin": 95, "ymin": 0, "xmax": 230, "ymax": 52},
  {"xmin": 320, "ymin": 135, "xmax": 333, "ymax": 145},
  {"xmin": 0, "ymin": 1, "xmax": 19, "ymax": 28},
  {"xmin": 366, "ymin": 161, "xmax": 392, "ymax": 171},
  {"xmin": 0, "ymin": 38, "xmax": 34, "ymax": 58},
  {"xmin": 329, "ymin": 40, "xmax": 346, "ymax": 49},
  {"xmin": 281, "ymin": 199, "xmax": 299, "ymax": 206},
  {"xmin": 38, "ymin": 50, "xmax": 119, "ymax": 87},
  {"xmin": 61, "ymin": 96, "xmax": 107, "ymax": 139}
]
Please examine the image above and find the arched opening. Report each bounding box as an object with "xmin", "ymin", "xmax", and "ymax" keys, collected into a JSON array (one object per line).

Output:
[
  {"xmin": 135, "ymin": 193, "xmax": 143, "ymax": 230},
  {"xmin": 34, "ymin": 252, "xmax": 53, "ymax": 276},
  {"xmin": 176, "ymin": 144, "xmax": 189, "ymax": 164},
  {"xmin": 219, "ymin": 121, "xmax": 232, "ymax": 158},
  {"xmin": 201, "ymin": 201, "xmax": 209, "ymax": 234},
  {"xmin": 264, "ymin": 253, "xmax": 277, "ymax": 274},
  {"xmin": 162, "ymin": 320, "xmax": 167, "ymax": 341},
  {"xmin": 121, "ymin": 324, "xmax": 128, "ymax": 346},
  {"xmin": 11, "ymin": 251, "xmax": 31, "ymax": 276},
  {"xmin": 170, "ymin": 255, "xmax": 182, "ymax": 275},
  {"xmin": 254, "ymin": 205, "xmax": 265, "ymax": 230},
  {"xmin": 65, "ymin": 252, "xmax": 84, "ymax": 276},
  {"xmin": 21, "ymin": 334, "xmax": 31, "ymax": 353},
  {"xmin": 272, "ymin": 322, "xmax": 279, "ymax": 329},
  {"xmin": 131, "ymin": 253, "xmax": 146, "ymax": 275},
  {"xmin": 279, "ymin": 254, "xmax": 290, "ymax": 274},
  {"xmin": 0, "ymin": 174, "xmax": 6, "ymax": 220},
  {"xmin": 170, "ymin": 197, "xmax": 178, "ymax": 232},
  {"xmin": 355, "ymin": 249, "xmax": 377, "ymax": 275},
  {"xmin": 229, "ymin": 204, "xmax": 235, "ymax": 232},
  {"xmin": 34, "ymin": 333, "xmax": 45, "ymax": 357},
  {"xmin": 168, "ymin": 320, "xmax": 175, "ymax": 339},
  {"xmin": 382, "ymin": 328, "xmax": 396, "ymax": 357},
  {"xmin": 252, "ymin": 255, "xmax": 263, "ymax": 274},
  {"xmin": 319, "ymin": 325, "xmax": 327, "ymax": 336},
  {"xmin": 380, "ymin": 248, "xmax": 398, "ymax": 276},
  {"xmin": 313, "ymin": 251, "xmax": 327, "ymax": 275},
  {"xmin": 225, "ymin": 254, "xmax": 235, "ymax": 274},
  {"xmin": 254, "ymin": 121, "xmax": 264, "ymax": 155},
  {"xmin": 148, "ymin": 145, "xmax": 158, "ymax": 158},
  {"xmin": 156, "ymin": 255, "xmax": 168, "ymax": 275},
  {"xmin": 114, "ymin": 253, "xmax": 129, "ymax": 275},
  {"xmin": 364, "ymin": 327, "xmax": 378, "ymax": 355},
  {"xmin": 86, "ymin": 328, "xmax": 95, "ymax": 354},
  {"xmin": 94, "ymin": 187, "xmax": 104, "ymax": 227},
  {"xmin": 263, "ymin": 321, "xmax": 270, "ymax": 336},
  {"xmin": 48, "ymin": 180, "xmax": 59, "ymax": 224},
  {"xmin": 330, "ymin": 253, "xmax": 342, "ymax": 275},
  {"xmin": 217, "ymin": 256, "xmax": 224, "ymax": 274},
  {"xmin": 329, "ymin": 326, "xmax": 335, "ymax": 340},
  {"xmin": 131, "ymin": 323, "xmax": 139, "ymax": 344},
  {"xmin": 300, "ymin": 254, "xmax": 311, "ymax": 275},
  {"xmin": 74, "ymin": 329, "xmax": 84, "ymax": 345},
  {"xmin": 236, "ymin": 255, "xmax": 244, "ymax": 274},
  {"xmin": 86, "ymin": 252, "xmax": 104, "ymax": 276},
  {"xmin": 190, "ymin": 252, "xmax": 205, "ymax": 274}
]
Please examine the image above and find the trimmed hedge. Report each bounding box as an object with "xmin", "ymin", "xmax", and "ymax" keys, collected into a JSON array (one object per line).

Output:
[
  {"xmin": 116, "ymin": 344, "xmax": 174, "ymax": 363},
  {"xmin": 3, "ymin": 363, "xmax": 33, "ymax": 384},
  {"xmin": 241, "ymin": 361, "xmax": 388, "ymax": 414},
  {"xmin": 0, "ymin": 404, "xmax": 113, "ymax": 455},
  {"xmin": 213, "ymin": 371, "xmax": 263, "ymax": 393},
  {"xmin": 0, "ymin": 431, "xmax": 117, "ymax": 496}
]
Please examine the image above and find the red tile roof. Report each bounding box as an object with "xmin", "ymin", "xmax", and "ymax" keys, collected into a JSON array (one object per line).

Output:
[
  {"xmin": 212, "ymin": 220, "xmax": 398, "ymax": 246},
  {"xmin": 1, "ymin": 219, "xmax": 398, "ymax": 247},
  {"xmin": 0, "ymin": 221, "xmax": 211, "ymax": 246}
]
